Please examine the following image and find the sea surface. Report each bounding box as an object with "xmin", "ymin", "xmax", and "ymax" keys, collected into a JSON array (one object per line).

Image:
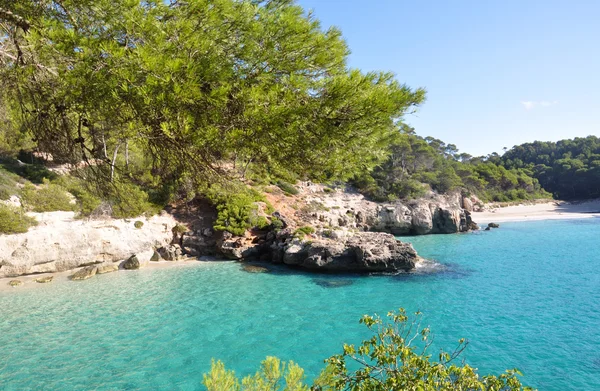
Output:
[{"xmin": 1, "ymin": 218, "xmax": 599, "ymax": 390}]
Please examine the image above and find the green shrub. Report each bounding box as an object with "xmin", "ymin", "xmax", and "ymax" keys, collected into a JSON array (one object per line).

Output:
[
  {"xmin": 0, "ymin": 205, "xmax": 37, "ymax": 234},
  {"xmin": 294, "ymin": 225, "xmax": 315, "ymax": 239},
  {"xmin": 276, "ymin": 181, "xmax": 299, "ymax": 196},
  {"xmin": 21, "ymin": 179, "xmax": 75, "ymax": 212},
  {"xmin": 172, "ymin": 224, "xmax": 187, "ymax": 234},
  {"xmin": 271, "ymin": 217, "xmax": 284, "ymax": 231},
  {"xmin": 204, "ymin": 309, "xmax": 533, "ymax": 391},
  {"xmin": 206, "ymin": 183, "xmax": 271, "ymax": 236},
  {"xmin": 134, "ymin": 220, "xmax": 144, "ymax": 229}
]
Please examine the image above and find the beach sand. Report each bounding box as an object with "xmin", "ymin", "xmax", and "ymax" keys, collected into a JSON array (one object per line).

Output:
[{"xmin": 472, "ymin": 199, "xmax": 600, "ymax": 224}]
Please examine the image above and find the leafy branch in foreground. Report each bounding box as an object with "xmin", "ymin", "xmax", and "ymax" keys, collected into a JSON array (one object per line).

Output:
[{"xmin": 204, "ymin": 309, "xmax": 534, "ymax": 391}]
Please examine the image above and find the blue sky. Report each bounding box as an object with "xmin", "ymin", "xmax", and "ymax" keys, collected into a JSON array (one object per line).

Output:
[{"xmin": 296, "ymin": 0, "xmax": 600, "ymax": 156}]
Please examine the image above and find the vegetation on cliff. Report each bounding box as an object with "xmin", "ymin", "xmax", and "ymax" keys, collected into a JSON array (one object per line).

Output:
[{"xmin": 203, "ymin": 309, "xmax": 533, "ymax": 391}]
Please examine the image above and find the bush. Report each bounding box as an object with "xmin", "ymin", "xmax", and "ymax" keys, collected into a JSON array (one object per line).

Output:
[
  {"xmin": 0, "ymin": 205, "xmax": 37, "ymax": 234},
  {"xmin": 206, "ymin": 184, "xmax": 272, "ymax": 236},
  {"xmin": 276, "ymin": 181, "xmax": 299, "ymax": 196},
  {"xmin": 294, "ymin": 225, "xmax": 315, "ymax": 239},
  {"xmin": 134, "ymin": 220, "xmax": 144, "ymax": 229},
  {"xmin": 204, "ymin": 309, "xmax": 533, "ymax": 391},
  {"xmin": 21, "ymin": 179, "xmax": 75, "ymax": 212}
]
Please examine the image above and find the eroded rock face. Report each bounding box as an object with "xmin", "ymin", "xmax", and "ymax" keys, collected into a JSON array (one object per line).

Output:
[
  {"xmin": 279, "ymin": 232, "xmax": 418, "ymax": 273},
  {"xmin": 70, "ymin": 266, "xmax": 98, "ymax": 281},
  {"xmin": 0, "ymin": 211, "xmax": 177, "ymax": 278}
]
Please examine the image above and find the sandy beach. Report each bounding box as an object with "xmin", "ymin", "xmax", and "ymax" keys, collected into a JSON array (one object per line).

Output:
[{"xmin": 472, "ymin": 199, "xmax": 600, "ymax": 223}]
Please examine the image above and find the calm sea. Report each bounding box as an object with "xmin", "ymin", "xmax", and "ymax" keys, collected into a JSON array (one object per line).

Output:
[{"xmin": 1, "ymin": 218, "xmax": 599, "ymax": 390}]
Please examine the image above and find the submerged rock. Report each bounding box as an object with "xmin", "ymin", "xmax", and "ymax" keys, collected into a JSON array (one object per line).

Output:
[
  {"xmin": 96, "ymin": 263, "xmax": 119, "ymax": 274},
  {"xmin": 8, "ymin": 279, "xmax": 23, "ymax": 287},
  {"xmin": 313, "ymin": 279, "xmax": 353, "ymax": 288},
  {"xmin": 70, "ymin": 266, "xmax": 98, "ymax": 281},
  {"xmin": 241, "ymin": 264, "xmax": 269, "ymax": 273},
  {"xmin": 122, "ymin": 255, "xmax": 141, "ymax": 270},
  {"xmin": 34, "ymin": 276, "xmax": 53, "ymax": 283}
]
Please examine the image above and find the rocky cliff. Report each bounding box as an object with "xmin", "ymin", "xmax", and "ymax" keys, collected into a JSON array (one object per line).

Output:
[{"xmin": 0, "ymin": 211, "xmax": 177, "ymax": 278}]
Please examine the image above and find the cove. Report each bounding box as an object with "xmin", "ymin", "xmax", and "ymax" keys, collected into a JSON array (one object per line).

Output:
[{"xmin": 1, "ymin": 218, "xmax": 599, "ymax": 390}]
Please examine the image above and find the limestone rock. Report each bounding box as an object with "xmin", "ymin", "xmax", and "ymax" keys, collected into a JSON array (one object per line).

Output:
[
  {"xmin": 157, "ymin": 245, "xmax": 183, "ymax": 261},
  {"xmin": 70, "ymin": 266, "xmax": 98, "ymax": 281},
  {"xmin": 488, "ymin": 222, "xmax": 500, "ymax": 229},
  {"xmin": 281, "ymin": 232, "xmax": 418, "ymax": 273},
  {"xmin": 96, "ymin": 263, "xmax": 119, "ymax": 274},
  {"xmin": 34, "ymin": 276, "xmax": 53, "ymax": 283},
  {"xmin": 122, "ymin": 255, "xmax": 141, "ymax": 270},
  {"xmin": 241, "ymin": 264, "xmax": 269, "ymax": 273},
  {"xmin": 8, "ymin": 279, "xmax": 23, "ymax": 287}
]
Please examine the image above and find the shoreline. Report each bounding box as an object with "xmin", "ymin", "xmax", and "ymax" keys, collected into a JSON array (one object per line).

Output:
[
  {"xmin": 0, "ymin": 259, "xmax": 216, "ymax": 293},
  {"xmin": 472, "ymin": 199, "xmax": 600, "ymax": 223}
]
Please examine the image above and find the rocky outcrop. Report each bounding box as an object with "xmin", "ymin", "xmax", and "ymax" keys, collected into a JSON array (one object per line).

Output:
[
  {"xmin": 157, "ymin": 245, "xmax": 184, "ymax": 261},
  {"xmin": 296, "ymin": 185, "xmax": 478, "ymax": 236},
  {"xmin": 70, "ymin": 266, "xmax": 98, "ymax": 281},
  {"xmin": 0, "ymin": 211, "xmax": 177, "ymax": 278},
  {"xmin": 34, "ymin": 276, "xmax": 53, "ymax": 283},
  {"xmin": 122, "ymin": 255, "xmax": 142, "ymax": 270},
  {"xmin": 272, "ymin": 232, "xmax": 418, "ymax": 273},
  {"xmin": 96, "ymin": 262, "xmax": 119, "ymax": 274}
]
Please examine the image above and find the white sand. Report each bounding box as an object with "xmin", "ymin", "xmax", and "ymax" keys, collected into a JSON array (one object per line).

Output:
[{"xmin": 472, "ymin": 200, "xmax": 600, "ymax": 224}]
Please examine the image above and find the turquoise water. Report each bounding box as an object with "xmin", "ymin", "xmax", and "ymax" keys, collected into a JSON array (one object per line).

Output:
[{"xmin": 1, "ymin": 219, "xmax": 600, "ymax": 390}]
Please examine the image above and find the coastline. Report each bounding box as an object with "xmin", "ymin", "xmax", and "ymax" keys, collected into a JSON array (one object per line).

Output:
[
  {"xmin": 472, "ymin": 200, "xmax": 600, "ymax": 223},
  {"xmin": 0, "ymin": 259, "xmax": 214, "ymax": 293}
]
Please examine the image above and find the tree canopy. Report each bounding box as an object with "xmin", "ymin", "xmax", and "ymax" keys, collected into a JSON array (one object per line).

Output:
[{"xmin": 0, "ymin": 0, "xmax": 425, "ymax": 192}]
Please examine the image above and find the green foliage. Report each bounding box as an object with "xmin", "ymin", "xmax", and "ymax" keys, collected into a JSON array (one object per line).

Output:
[
  {"xmin": 172, "ymin": 224, "xmax": 188, "ymax": 235},
  {"xmin": 207, "ymin": 184, "xmax": 272, "ymax": 236},
  {"xmin": 203, "ymin": 357, "xmax": 309, "ymax": 391},
  {"xmin": 134, "ymin": 220, "xmax": 144, "ymax": 229},
  {"xmin": 294, "ymin": 225, "xmax": 315, "ymax": 239},
  {"xmin": 0, "ymin": 0, "xmax": 424, "ymax": 197},
  {"xmin": 0, "ymin": 166, "xmax": 22, "ymax": 200},
  {"xmin": 204, "ymin": 310, "xmax": 533, "ymax": 391},
  {"xmin": 502, "ymin": 136, "xmax": 600, "ymax": 200},
  {"xmin": 353, "ymin": 129, "xmax": 551, "ymax": 202},
  {"xmin": 0, "ymin": 204, "xmax": 37, "ymax": 234},
  {"xmin": 21, "ymin": 179, "xmax": 75, "ymax": 212},
  {"xmin": 277, "ymin": 181, "xmax": 299, "ymax": 196},
  {"xmin": 271, "ymin": 217, "xmax": 284, "ymax": 231}
]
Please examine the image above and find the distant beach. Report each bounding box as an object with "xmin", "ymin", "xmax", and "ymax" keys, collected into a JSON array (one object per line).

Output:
[{"xmin": 473, "ymin": 200, "xmax": 600, "ymax": 223}]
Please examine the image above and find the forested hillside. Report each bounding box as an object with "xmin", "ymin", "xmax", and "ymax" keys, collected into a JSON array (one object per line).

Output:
[
  {"xmin": 501, "ymin": 136, "xmax": 600, "ymax": 200},
  {"xmin": 352, "ymin": 126, "xmax": 550, "ymax": 202}
]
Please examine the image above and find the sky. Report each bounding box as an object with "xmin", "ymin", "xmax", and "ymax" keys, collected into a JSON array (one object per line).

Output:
[{"xmin": 296, "ymin": 0, "xmax": 600, "ymax": 156}]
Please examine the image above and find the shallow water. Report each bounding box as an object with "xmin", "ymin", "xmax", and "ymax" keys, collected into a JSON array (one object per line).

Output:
[{"xmin": 1, "ymin": 219, "xmax": 599, "ymax": 390}]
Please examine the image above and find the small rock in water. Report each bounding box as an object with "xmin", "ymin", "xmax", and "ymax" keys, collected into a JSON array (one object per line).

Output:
[
  {"xmin": 70, "ymin": 266, "xmax": 98, "ymax": 281},
  {"xmin": 8, "ymin": 280, "xmax": 23, "ymax": 287},
  {"xmin": 241, "ymin": 264, "xmax": 269, "ymax": 273},
  {"xmin": 34, "ymin": 276, "xmax": 53, "ymax": 283},
  {"xmin": 122, "ymin": 255, "xmax": 141, "ymax": 270},
  {"xmin": 97, "ymin": 263, "xmax": 119, "ymax": 274},
  {"xmin": 313, "ymin": 279, "xmax": 353, "ymax": 288},
  {"xmin": 488, "ymin": 222, "xmax": 500, "ymax": 228}
]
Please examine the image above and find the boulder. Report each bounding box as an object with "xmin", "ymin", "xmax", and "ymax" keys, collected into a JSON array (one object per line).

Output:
[
  {"xmin": 462, "ymin": 197, "xmax": 474, "ymax": 212},
  {"xmin": 281, "ymin": 232, "xmax": 418, "ymax": 273},
  {"xmin": 488, "ymin": 223, "xmax": 500, "ymax": 229},
  {"xmin": 122, "ymin": 255, "xmax": 141, "ymax": 270},
  {"xmin": 8, "ymin": 279, "xmax": 23, "ymax": 287},
  {"xmin": 34, "ymin": 276, "xmax": 53, "ymax": 283},
  {"xmin": 70, "ymin": 266, "xmax": 98, "ymax": 281},
  {"xmin": 149, "ymin": 250, "xmax": 160, "ymax": 262},
  {"xmin": 96, "ymin": 263, "xmax": 119, "ymax": 274},
  {"xmin": 219, "ymin": 236, "xmax": 261, "ymax": 260},
  {"xmin": 157, "ymin": 245, "xmax": 183, "ymax": 261}
]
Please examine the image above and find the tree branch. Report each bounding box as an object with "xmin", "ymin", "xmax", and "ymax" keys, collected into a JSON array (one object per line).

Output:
[{"xmin": 0, "ymin": 8, "xmax": 30, "ymax": 32}]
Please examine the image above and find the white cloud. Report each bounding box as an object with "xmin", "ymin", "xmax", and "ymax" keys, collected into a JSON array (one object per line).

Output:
[{"xmin": 521, "ymin": 100, "xmax": 558, "ymax": 110}]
